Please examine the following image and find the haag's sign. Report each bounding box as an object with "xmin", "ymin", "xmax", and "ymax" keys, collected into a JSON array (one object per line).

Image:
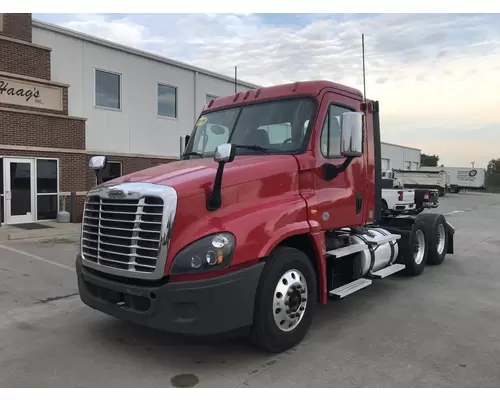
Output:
[{"xmin": 0, "ymin": 75, "xmax": 63, "ymax": 111}]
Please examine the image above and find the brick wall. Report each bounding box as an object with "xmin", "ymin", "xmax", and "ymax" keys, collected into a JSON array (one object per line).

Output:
[
  {"xmin": 1, "ymin": 13, "xmax": 32, "ymax": 42},
  {"xmin": 0, "ymin": 109, "xmax": 85, "ymax": 149},
  {"xmin": 0, "ymin": 38, "xmax": 51, "ymax": 80}
]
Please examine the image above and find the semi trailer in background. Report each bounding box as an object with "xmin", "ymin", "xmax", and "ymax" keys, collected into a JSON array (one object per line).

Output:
[
  {"xmin": 392, "ymin": 169, "xmax": 449, "ymax": 197},
  {"xmin": 420, "ymin": 166, "xmax": 486, "ymax": 193}
]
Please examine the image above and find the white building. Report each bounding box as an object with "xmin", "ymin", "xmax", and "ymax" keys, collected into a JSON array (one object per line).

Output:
[
  {"xmin": 381, "ymin": 142, "xmax": 421, "ymax": 171},
  {"xmin": 32, "ymin": 19, "xmax": 258, "ymax": 161}
]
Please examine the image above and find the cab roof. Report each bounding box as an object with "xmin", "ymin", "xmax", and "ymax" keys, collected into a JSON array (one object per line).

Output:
[{"xmin": 202, "ymin": 80, "xmax": 365, "ymax": 113}]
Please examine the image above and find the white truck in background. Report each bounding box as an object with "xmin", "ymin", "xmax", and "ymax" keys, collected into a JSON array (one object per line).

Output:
[
  {"xmin": 382, "ymin": 170, "xmax": 440, "ymax": 212},
  {"xmin": 419, "ymin": 166, "xmax": 486, "ymax": 193},
  {"xmin": 380, "ymin": 172, "xmax": 417, "ymax": 215},
  {"xmin": 381, "ymin": 188, "xmax": 417, "ymax": 215},
  {"xmin": 392, "ymin": 169, "xmax": 449, "ymax": 197}
]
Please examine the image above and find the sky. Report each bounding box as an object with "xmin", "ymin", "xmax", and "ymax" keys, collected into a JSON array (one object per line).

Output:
[{"xmin": 33, "ymin": 12, "xmax": 500, "ymax": 168}]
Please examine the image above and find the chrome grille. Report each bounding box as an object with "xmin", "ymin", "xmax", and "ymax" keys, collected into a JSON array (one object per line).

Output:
[{"xmin": 82, "ymin": 195, "xmax": 164, "ymax": 273}]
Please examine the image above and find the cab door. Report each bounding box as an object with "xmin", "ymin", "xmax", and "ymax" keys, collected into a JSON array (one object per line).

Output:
[{"xmin": 312, "ymin": 92, "xmax": 367, "ymax": 230}]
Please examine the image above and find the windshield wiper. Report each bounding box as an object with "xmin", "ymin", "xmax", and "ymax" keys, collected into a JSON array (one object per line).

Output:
[
  {"xmin": 233, "ymin": 144, "xmax": 270, "ymax": 154},
  {"xmin": 182, "ymin": 152, "xmax": 204, "ymax": 159}
]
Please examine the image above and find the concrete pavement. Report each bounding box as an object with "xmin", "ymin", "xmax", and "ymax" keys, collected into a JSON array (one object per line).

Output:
[{"xmin": 1, "ymin": 192, "xmax": 500, "ymax": 387}]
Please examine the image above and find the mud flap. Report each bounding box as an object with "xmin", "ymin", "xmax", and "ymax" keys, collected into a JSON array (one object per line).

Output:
[{"xmin": 445, "ymin": 221, "xmax": 455, "ymax": 254}]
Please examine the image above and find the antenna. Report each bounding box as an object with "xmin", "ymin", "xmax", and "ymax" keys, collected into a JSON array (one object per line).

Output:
[
  {"xmin": 361, "ymin": 33, "xmax": 367, "ymax": 102},
  {"xmin": 234, "ymin": 65, "xmax": 237, "ymax": 94}
]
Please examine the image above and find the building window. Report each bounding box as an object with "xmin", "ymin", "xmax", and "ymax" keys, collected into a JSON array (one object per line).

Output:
[
  {"xmin": 320, "ymin": 104, "xmax": 353, "ymax": 158},
  {"xmin": 36, "ymin": 159, "xmax": 59, "ymax": 220},
  {"xmin": 95, "ymin": 69, "xmax": 121, "ymax": 110},
  {"xmin": 158, "ymin": 84, "xmax": 177, "ymax": 118},
  {"xmin": 101, "ymin": 161, "xmax": 123, "ymax": 183},
  {"xmin": 206, "ymin": 94, "xmax": 217, "ymax": 103}
]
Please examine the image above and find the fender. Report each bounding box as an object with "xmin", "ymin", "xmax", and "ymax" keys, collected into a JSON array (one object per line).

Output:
[{"xmin": 165, "ymin": 180, "xmax": 310, "ymax": 278}]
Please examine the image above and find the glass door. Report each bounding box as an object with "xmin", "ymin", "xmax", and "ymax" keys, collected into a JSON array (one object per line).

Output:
[{"xmin": 4, "ymin": 158, "xmax": 35, "ymax": 224}]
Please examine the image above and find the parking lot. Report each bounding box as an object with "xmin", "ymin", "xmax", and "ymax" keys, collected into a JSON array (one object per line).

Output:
[{"xmin": 1, "ymin": 192, "xmax": 500, "ymax": 388}]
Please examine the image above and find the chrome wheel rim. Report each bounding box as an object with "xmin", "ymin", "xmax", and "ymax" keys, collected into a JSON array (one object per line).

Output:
[
  {"xmin": 414, "ymin": 229, "xmax": 426, "ymax": 264},
  {"xmin": 436, "ymin": 223, "xmax": 446, "ymax": 255},
  {"xmin": 273, "ymin": 269, "xmax": 308, "ymax": 332}
]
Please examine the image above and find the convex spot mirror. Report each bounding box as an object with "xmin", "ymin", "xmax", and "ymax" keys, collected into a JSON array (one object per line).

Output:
[
  {"xmin": 89, "ymin": 155, "xmax": 107, "ymax": 170},
  {"xmin": 214, "ymin": 143, "xmax": 236, "ymax": 163},
  {"xmin": 340, "ymin": 111, "xmax": 364, "ymax": 157}
]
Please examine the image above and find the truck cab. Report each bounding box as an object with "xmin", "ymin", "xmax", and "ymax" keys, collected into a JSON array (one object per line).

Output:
[{"xmin": 76, "ymin": 80, "xmax": 455, "ymax": 353}]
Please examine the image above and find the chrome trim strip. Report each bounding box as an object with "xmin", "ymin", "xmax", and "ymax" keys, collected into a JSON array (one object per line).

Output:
[{"xmin": 80, "ymin": 182, "xmax": 177, "ymax": 280}]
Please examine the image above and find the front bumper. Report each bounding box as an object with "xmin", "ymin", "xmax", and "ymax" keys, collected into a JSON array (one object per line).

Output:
[{"xmin": 76, "ymin": 254, "xmax": 265, "ymax": 336}]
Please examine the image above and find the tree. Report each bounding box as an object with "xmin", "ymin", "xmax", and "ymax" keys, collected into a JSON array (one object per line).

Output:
[
  {"xmin": 487, "ymin": 158, "xmax": 500, "ymax": 176},
  {"xmin": 421, "ymin": 153, "xmax": 440, "ymax": 167}
]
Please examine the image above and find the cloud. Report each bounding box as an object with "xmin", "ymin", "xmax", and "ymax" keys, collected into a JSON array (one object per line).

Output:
[{"xmin": 33, "ymin": 12, "xmax": 500, "ymax": 168}]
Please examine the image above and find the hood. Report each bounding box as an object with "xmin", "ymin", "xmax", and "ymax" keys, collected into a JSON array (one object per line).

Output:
[{"xmin": 107, "ymin": 155, "xmax": 299, "ymax": 198}]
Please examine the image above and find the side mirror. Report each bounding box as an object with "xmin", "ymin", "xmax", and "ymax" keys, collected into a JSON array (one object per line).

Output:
[
  {"xmin": 340, "ymin": 111, "xmax": 364, "ymax": 157},
  {"xmin": 89, "ymin": 155, "xmax": 107, "ymax": 185},
  {"xmin": 214, "ymin": 143, "xmax": 236, "ymax": 163},
  {"xmin": 89, "ymin": 155, "xmax": 107, "ymax": 170}
]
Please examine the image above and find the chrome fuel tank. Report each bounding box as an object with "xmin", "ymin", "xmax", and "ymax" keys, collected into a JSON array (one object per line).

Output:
[{"xmin": 349, "ymin": 228, "xmax": 399, "ymax": 276}]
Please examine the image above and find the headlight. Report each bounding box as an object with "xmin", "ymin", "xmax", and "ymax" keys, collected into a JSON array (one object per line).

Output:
[{"xmin": 170, "ymin": 232, "xmax": 236, "ymax": 275}]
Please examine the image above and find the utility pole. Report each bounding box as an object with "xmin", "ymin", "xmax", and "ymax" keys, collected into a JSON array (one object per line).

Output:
[{"xmin": 471, "ymin": 161, "xmax": 475, "ymax": 168}]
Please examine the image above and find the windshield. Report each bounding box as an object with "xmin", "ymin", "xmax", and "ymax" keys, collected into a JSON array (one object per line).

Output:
[{"xmin": 185, "ymin": 98, "xmax": 316, "ymax": 157}]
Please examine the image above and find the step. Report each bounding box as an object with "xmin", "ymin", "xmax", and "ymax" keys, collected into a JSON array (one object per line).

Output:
[
  {"xmin": 370, "ymin": 263, "xmax": 406, "ymax": 279},
  {"xmin": 326, "ymin": 243, "xmax": 368, "ymax": 259},
  {"xmin": 329, "ymin": 278, "xmax": 372, "ymax": 299},
  {"xmin": 365, "ymin": 233, "xmax": 401, "ymax": 246}
]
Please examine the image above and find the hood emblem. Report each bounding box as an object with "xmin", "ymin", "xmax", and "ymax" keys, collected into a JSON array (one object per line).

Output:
[{"xmin": 108, "ymin": 189, "xmax": 126, "ymax": 199}]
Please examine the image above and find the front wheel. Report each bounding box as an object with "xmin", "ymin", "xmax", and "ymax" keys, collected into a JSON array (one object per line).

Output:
[{"xmin": 251, "ymin": 246, "xmax": 317, "ymax": 353}]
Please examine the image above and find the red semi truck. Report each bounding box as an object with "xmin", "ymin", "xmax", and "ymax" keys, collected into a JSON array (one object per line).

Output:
[{"xmin": 77, "ymin": 80, "xmax": 455, "ymax": 353}]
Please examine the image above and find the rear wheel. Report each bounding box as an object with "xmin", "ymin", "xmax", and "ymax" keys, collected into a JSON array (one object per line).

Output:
[
  {"xmin": 399, "ymin": 220, "xmax": 428, "ymax": 276},
  {"xmin": 416, "ymin": 213, "xmax": 447, "ymax": 265},
  {"xmin": 251, "ymin": 246, "xmax": 317, "ymax": 353}
]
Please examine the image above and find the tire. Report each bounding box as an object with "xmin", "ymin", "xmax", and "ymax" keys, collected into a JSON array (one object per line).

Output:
[
  {"xmin": 398, "ymin": 220, "xmax": 428, "ymax": 276},
  {"xmin": 416, "ymin": 213, "xmax": 447, "ymax": 265},
  {"xmin": 251, "ymin": 246, "xmax": 318, "ymax": 353}
]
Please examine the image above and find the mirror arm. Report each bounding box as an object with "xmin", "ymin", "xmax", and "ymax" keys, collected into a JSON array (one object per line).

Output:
[
  {"xmin": 95, "ymin": 169, "xmax": 104, "ymax": 185},
  {"xmin": 206, "ymin": 162, "xmax": 226, "ymax": 211},
  {"xmin": 323, "ymin": 157, "xmax": 354, "ymax": 181}
]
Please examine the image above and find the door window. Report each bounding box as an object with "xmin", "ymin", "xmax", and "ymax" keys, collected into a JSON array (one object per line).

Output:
[
  {"xmin": 10, "ymin": 162, "xmax": 32, "ymax": 217},
  {"xmin": 36, "ymin": 159, "xmax": 59, "ymax": 220},
  {"xmin": 320, "ymin": 104, "xmax": 352, "ymax": 158}
]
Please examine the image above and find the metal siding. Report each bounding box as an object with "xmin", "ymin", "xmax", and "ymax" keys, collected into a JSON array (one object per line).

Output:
[{"xmin": 381, "ymin": 143, "xmax": 421, "ymax": 170}]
